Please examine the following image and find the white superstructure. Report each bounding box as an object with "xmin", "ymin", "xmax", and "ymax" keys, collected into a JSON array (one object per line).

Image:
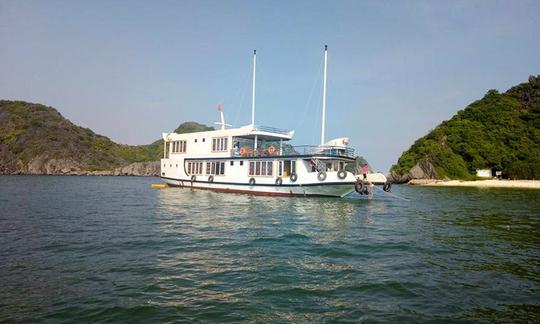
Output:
[{"xmin": 160, "ymin": 124, "xmax": 369, "ymax": 197}]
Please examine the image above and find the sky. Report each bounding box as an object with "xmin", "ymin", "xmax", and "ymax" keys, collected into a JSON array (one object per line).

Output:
[{"xmin": 1, "ymin": 0, "xmax": 539, "ymax": 172}]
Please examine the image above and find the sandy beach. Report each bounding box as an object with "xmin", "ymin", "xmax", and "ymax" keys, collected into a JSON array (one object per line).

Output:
[{"xmin": 408, "ymin": 179, "xmax": 540, "ymax": 189}]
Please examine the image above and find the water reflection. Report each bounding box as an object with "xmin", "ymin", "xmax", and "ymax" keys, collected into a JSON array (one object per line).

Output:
[{"xmin": 154, "ymin": 189, "xmax": 384, "ymax": 309}]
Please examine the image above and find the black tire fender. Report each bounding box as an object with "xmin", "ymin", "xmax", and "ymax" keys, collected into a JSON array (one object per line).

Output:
[
  {"xmin": 191, "ymin": 175, "xmax": 196, "ymax": 182},
  {"xmin": 383, "ymin": 182, "xmax": 392, "ymax": 192},
  {"xmin": 208, "ymin": 175, "xmax": 214, "ymax": 183},
  {"xmin": 249, "ymin": 177, "xmax": 256, "ymax": 186},
  {"xmin": 337, "ymin": 170, "xmax": 347, "ymax": 179},
  {"xmin": 317, "ymin": 171, "xmax": 327, "ymax": 181},
  {"xmin": 275, "ymin": 177, "xmax": 283, "ymax": 186},
  {"xmin": 290, "ymin": 173, "xmax": 298, "ymax": 182},
  {"xmin": 355, "ymin": 180, "xmax": 365, "ymax": 194}
]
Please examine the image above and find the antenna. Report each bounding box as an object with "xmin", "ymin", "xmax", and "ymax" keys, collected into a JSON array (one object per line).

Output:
[
  {"xmin": 321, "ymin": 45, "xmax": 328, "ymax": 146},
  {"xmin": 251, "ymin": 50, "xmax": 257, "ymax": 126},
  {"xmin": 214, "ymin": 103, "xmax": 231, "ymax": 130}
]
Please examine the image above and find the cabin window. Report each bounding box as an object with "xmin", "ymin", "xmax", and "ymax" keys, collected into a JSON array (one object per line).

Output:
[
  {"xmin": 240, "ymin": 161, "xmax": 244, "ymax": 166},
  {"xmin": 186, "ymin": 161, "xmax": 203, "ymax": 175},
  {"xmin": 171, "ymin": 140, "xmax": 187, "ymax": 153},
  {"xmin": 203, "ymin": 138, "xmax": 205, "ymax": 142},
  {"xmin": 205, "ymin": 161, "xmax": 225, "ymax": 175},
  {"xmin": 230, "ymin": 161, "xmax": 234, "ymax": 166},
  {"xmin": 278, "ymin": 161, "xmax": 283, "ymax": 176},
  {"xmin": 282, "ymin": 160, "xmax": 296, "ymax": 176},
  {"xmin": 267, "ymin": 161, "xmax": 273, "ymax": 176},
  {"xmin": 195, "ymin": 139, "xmax": 198, "ymax": 143},
  {"xmin": 212, "ymin": 137, "xmax": 228, "ymax": 152},
  {"xmin": 165, "ymin": 142, "xmax": 170, "ymax": 158},
  {"xmin": 249, "ymin": 161, "xmax": 273, "ymax": 176}
]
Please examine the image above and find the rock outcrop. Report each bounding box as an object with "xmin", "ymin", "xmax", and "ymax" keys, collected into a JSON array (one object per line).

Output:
[
  {"xmin": 388, "ymin": 159, "xmax": 438, "ymax": 183},
  {"xmin": 111, "ymin": 161, "xmax": 160, "ymax": 176},
  {"xmin": 1, "ymin": 156, "xmax": 160, "ymax": 176}
]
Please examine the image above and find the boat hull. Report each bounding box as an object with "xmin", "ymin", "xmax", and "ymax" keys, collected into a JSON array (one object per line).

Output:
[{"xmin": 161, "ymin": 177, "xmax": 356, "ymax": 197}]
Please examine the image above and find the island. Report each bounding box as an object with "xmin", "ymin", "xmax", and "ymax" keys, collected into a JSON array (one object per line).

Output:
[{"xmin": 390, "ymin": 75, "xmax": 540, "ymax": 188}]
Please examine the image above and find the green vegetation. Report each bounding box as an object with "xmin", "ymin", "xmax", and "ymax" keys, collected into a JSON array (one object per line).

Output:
[
  {"xmin": 392, "ymin": 75, "xmax": 540, "ymax": 180},
  {"xmin": 174, "ymin": 121, "xmax": 214, "ymax": 134},
  {"xmin": 0, "ymin": 100, "xmax": 214, "ymax": 173}
]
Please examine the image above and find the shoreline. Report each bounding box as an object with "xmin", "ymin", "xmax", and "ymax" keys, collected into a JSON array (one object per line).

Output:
[
  {"xmin": 0, "ymin": 173, "xmax": 158, "ymax": 177},
  {"xmin": 408, "ymin": 179, "xmax": 540, "ymax": 189}
]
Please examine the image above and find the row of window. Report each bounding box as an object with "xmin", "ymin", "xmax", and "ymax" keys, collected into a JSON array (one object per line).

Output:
[
  {"xmin": 172, "ymin": 140, "xmax": 187, "ymax": 153},
  {"xmin": 212, "ymin": 137, "xmax": 228, "ymax": 152},
  {"xmin": 168, "ymin": 137, "xmax": 230, "ymax": 155},
  {"xmin": 178, "ymin": 160, "xmax": 301, "ymax": 178},
  {"xmin": 206, "ymin": 161, "xmax": 225, "ymax": 175},
  {"xmin": 187, "ymin": 161, "xmax": 204, "ymax": 175},
  {"xmin": 249, "ymin": 161, "xmax": 273, "ymax": 176}
]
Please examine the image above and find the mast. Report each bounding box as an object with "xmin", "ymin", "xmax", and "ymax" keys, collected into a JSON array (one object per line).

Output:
[
  {"xmin": 321, "ymin": 45, "xmax": 328, "ymax": 146},
  {"xmin": 214, "ymin": 103, "xmax": 231, "ymax": 130},
  {"xmin": 251, "ymin": 50, "xmax": 257, "ymax": 126}
]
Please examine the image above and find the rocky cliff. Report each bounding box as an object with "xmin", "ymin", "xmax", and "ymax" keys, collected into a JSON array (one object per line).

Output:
[{"xmin": 0, "ymin": 100, "xmax": 211, "ymax": 176}]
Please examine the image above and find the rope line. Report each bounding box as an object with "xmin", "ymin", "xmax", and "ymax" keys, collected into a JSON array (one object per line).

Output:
[{"xmin": 372, "ymin": 185, "xmax": 411, "ymax": 201}]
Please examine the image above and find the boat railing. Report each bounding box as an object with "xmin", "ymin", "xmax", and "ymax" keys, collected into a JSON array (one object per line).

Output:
[
  {"xmin": 252, "ymin": 125, "xmax": 291, "ymax": 135},
  {"xmin": 231, "ymin": 145, "xmax": 355, "ymax": 158}
]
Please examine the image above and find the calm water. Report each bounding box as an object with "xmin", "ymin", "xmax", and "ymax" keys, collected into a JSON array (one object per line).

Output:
[{"xmin": 0, "ymin": 176, "xmax": 538, "ymax": 322}]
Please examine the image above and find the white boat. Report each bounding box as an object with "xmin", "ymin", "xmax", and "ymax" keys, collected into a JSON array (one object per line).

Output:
[{"xmin": 160, "ymin": 46, "xmax": 389, "ymax": 197}]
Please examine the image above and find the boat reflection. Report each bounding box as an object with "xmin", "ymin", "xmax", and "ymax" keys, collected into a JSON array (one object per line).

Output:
[{"xmin": 151, "ymin": 188, "xmax": 396, "ymax": 308}]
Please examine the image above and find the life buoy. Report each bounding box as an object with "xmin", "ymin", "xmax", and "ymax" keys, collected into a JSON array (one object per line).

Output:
[
  {"xmin": 191, "ymin": 175, "xmax": 196, "ymax": 182},
  {"xmin": 268, "ymin": 145, "xmax": 276, "ymax": 155},
  {"xmin": 383, "ymin": 182, "xmax": 392, "ymax": 192},
  {"xmin": 337, "ymin": 170, "xmax": 347, "ymax": 180},
  {"xmin": 249, "ymin": 177, "xmax": 256, "ymax": 186},
  {"xmin": 275, "ymin": 177, "xmax": 283, "ymax": 186},
  {"xmin": 317, "ymin": 171, "xmax": 327, "ymax": 181},
  {"xmin": 355, "ymin": 180, "xmax": 365, "ymax": 194},
  {"xmin": 290, "ymin": 173, "xmax": 298, "ymax": 182},
  {"xmin": 208, "ymin": 175, "xmax": 214, "ymax": 183}
]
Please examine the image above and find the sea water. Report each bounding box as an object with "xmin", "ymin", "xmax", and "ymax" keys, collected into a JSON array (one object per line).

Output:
[{"xmin": 0, "ymin": 176, "xmax": 538, "ymax": 322}]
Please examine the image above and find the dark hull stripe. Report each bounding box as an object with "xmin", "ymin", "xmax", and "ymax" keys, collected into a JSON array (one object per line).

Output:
[{"xmin": 160, "ymin": 176, "xmax": 356, "ymax": 187}]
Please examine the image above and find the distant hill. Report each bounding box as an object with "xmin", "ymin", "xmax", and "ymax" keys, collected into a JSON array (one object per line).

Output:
[
  {"xmin": 0, "ymin": 100, "xmax": 212, "ymax": 175},
  {"xmin": 390, "ymin": 75, "xmax": 540, "ymax": 182}
]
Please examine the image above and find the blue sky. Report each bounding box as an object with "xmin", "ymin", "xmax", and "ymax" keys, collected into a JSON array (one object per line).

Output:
[{"xmin": 1, "ymin": 0, "xmax": 539, "ymax": 171}]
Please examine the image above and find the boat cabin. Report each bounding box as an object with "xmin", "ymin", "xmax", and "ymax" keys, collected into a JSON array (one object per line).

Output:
[{"xmin": 161, "ymin": 124, "xmax": 355, "ymax": 179}]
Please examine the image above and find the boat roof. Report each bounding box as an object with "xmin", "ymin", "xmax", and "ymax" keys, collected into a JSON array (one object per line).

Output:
[{"xmin": 163, "ymin": 124, "xmax": 294, "ymax": 141}]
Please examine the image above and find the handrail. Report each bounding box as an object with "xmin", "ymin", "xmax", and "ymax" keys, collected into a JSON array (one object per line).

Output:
[
  {"xmin": 231, "ymin": 145, "xmax": 355, "ymax": 158},
  {"xmin": 252, "ymin": 125, "xmax": 291, "ymax": 135}
]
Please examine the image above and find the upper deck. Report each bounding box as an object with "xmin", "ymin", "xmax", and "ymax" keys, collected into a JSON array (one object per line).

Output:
[{"xmin": 162, "ymin": 124, "xmax": 354, "ymax": 160}]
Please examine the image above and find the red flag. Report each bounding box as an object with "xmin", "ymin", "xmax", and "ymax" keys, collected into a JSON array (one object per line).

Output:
[{"xmin": 217, "ymin": 103, "xmax": 222, "ymax": 112}]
